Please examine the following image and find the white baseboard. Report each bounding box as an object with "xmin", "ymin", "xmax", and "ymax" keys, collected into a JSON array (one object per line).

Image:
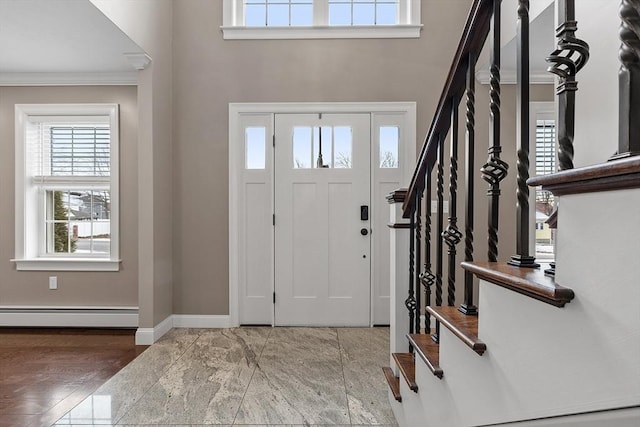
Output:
[
  {"xmin": 135, "ymin": 314, "xmax": 173, "ymax": 345},
  {"xmin": 0, "ymin": 306, "xmax": 138, "ymax": 328},
  {"xmin": 135, "ymin": 314, "xmax": 232, "ymax": 345}
]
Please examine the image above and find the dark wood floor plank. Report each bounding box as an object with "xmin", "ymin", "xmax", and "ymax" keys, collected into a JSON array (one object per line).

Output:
[{"xmin": 0, "ymin": 328, "xmax": 147, "ymax": 427}]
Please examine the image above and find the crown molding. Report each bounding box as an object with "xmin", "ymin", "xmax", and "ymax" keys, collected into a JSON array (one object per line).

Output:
[
  {"xmin": 476, "ymin": 69, "xmax": 554, "ymax": 85},
  {"xmin": 123, "ymin": 52, "xmax": 152, "ymax": 70},
  {"xmin": 0, "ymin": 71, "xmax": 138, "ymax": 86}
]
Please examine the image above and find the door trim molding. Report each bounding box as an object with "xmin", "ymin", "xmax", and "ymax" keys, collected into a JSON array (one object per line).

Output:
[{"xmin": 229, "ymin": 102, "xmax": 417, "ymax": 327}]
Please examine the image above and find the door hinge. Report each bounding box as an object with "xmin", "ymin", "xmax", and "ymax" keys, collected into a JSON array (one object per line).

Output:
[
  {"xmin": 273, "ymin": 292, "xmax": 276, "ymax": 304},
  {"xmin": 272, "ymin": 134, "xmax": 275, "ymax": 147},
  {"xmin": 272, "ymin": 214, "xmax": 275, "ymax": 226}
]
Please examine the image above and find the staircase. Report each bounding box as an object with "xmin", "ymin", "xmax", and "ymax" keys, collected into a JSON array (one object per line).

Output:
[{"xmin": 383, "ymin": 1, "xmax": 640, "ymax": 426}]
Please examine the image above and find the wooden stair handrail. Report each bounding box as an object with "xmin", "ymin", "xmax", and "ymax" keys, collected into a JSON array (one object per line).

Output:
[{"xmin": 402, "ymin": 0, "xmax": 493, "ymax": 218}]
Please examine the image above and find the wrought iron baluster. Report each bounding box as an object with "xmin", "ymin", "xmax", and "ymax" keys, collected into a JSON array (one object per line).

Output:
[
  {"xmin": 460, "ymin": 54, "xmax": 478, "ymax": 315},
  {"xmin": 443, "ymin": 98, "xmax": 463, "ymax": 306},
  {"xmin": 481, "ymin": 0, "xmax": 508, "ymax": 263},
  {"xmin": 414, "ymin": 180, "xmax": 424, "ymax": 334},
  {"xmin": 510, "ymin": 0, "xmax": 539, "ymax": 268},
  {"xmin": 406, "ymin": 206, "xmax": 417, "ymax": 338},
  {"xmin": 615, "ymin": 0, "xmax": 640, "ymax": 160},
  {"xmin": 420, "ymin": 166, "xmax": 435, "ymax": 332},
  {"xmin": 546, "ymin": 0, "xmax": 589, "ymax": 170},
  {"xmin": 433, "ymin": 135, "xmax": 445, "ymax": 343}
]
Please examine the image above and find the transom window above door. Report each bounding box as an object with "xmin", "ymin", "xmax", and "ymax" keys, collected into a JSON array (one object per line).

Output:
[{"xmin": 221, "ymin": 0, "xmax": 421, "ymax": 39}]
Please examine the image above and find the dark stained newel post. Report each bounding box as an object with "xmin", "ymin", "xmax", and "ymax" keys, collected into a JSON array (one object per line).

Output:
[
  {"xmin": 615, "ymin": 0, "xmax": 640, "ymax": 160},
  {"xmin": 509, "ymin": 0, "xmax": 539, "ymax": 268},
  {"xmin": 482, "ymin": 0, "xmax": 508, "ymax": 262},
  {"xmin": 546, "ymin": 0, "xmax": 589, "ymax": 171}
]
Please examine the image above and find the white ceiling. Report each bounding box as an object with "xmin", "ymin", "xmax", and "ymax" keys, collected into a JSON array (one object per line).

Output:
[{"xmin": 0, "ymin": 0, "xmax": 144, "ymax": 76}]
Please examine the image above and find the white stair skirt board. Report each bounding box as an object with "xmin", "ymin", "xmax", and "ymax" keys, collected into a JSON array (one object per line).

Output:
[
  {"xmin": 135, "ymin": 314, "xmax": 233, "ymax": 345},
  {"xmin": 482, "ymin": 406, "xmax": 640, "ymax": 427},
  {"xmin": 0, "ymin": 306, "xmax": 138, "ymax": 328}
]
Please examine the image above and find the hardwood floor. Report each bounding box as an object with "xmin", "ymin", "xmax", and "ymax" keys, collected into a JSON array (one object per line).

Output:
[{"xmin": 0, "ymin": 328, "xmax": 147, "ymax": 427}]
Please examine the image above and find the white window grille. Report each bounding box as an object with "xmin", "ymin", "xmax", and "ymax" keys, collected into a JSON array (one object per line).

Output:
[
  {"xmin": 13, "ymin": 104, "xmax": 120, "ymax": 271},
  {"xmin": 222, "ymin": 0, "xmax": 421, "ymax": 39}
]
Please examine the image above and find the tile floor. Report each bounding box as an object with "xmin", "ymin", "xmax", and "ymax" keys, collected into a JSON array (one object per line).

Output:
[{"xmin": 54, "ymin": 327, "xmax": 397, "ymax": 426}]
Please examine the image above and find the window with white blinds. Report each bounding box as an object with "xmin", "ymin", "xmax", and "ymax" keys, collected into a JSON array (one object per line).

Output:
[{"xmin": 13, "ymin": 104, "xmax": 120, "ymax": 271}]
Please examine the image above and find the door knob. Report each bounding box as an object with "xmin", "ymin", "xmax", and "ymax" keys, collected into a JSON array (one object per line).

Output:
[{"xmin": 360, "ymin": 228, "xmax": 369, "ymax": 236}]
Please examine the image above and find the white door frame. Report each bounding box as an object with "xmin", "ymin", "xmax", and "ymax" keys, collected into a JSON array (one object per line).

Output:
[{"xmin": 229, "ymin": 102, "xmax": 417, "ymax": 327}]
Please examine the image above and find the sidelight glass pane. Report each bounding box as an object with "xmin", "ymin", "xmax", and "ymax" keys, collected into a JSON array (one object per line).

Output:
[
  {"xmin": 245, "ymin": 127, "xmax": 266, "ymax": 169},
  {"xmin": 379, "ymin": 126, "xmax": 399, "ymax": 168},
  {"xmin": 291, "ymin": 4, "xmax": 313, "ymax": 25}
]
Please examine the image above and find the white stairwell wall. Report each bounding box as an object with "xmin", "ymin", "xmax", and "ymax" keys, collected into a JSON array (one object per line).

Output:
[{"xmin": 388, "ymin": 190, "xmax": 640, "ymax": 427}]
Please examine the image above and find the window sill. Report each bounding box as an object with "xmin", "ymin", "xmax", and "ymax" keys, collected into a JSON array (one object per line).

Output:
[
  {"xmin": 12, "ymin": 258, "xmax": 121, "ymax": 272},
  {"xmin": 221, "ymin": 24, "xmax": 422, "ymax": 40}
]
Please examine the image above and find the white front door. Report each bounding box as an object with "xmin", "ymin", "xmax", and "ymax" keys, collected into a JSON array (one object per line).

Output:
[{"xmin": 274, "ymin": 113, "xmax": 371, "ymax": 326}]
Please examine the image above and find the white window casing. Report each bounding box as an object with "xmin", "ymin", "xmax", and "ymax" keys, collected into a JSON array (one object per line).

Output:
[
  {"xmin": 221, "ymin": 0, "xmax": 422, "ymax": 39},
  {"xmin": 13, "ymin": 104, "xmax": 120, "ymax": 271}
]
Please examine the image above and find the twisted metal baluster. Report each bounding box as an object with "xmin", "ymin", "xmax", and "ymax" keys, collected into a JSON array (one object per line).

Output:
[
  {"xmin": 443, "ymin": 98, "xmax": 463, "ymax": 306},
  {"xmin": 482, "ymin": 0, "xmax": 508, "ymax": 262},
  {"xmin": 460, "ymin": 54, "xmax": 478, "ymax": 315},
  {"xmin": 510, "ymin": 0, "xmax": 539, "ymax": 268},
  {"xmin": 414, "ymin": 180, "xmax": 424, "ymax": 334},
  {"xmin": 406, "ymin": 207, "xmax": 417, "ymax": 338},
  {"xmin": 616, "ymin": 0, "xmax": 640, "ymax": 159},
  {"xmin": 546, "ymin": 0, "xmax": 589, "ymax": 170},
  {"xmin": 419, "ymin": 167, "xmax": 435, "ymax": 332},
  {"xmin": 432, "ymin": 135, "xmax": 445, "ymax": 343}
]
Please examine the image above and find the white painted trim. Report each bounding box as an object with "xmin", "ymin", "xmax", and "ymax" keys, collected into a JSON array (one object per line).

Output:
[
  {"xmin": 123, "ymin": 53, "xmax": 152, "ymax": 71},
  {"xmin": 229, "ymin": 102, "xmax": 417, "ymax": 328},
  {"xmin": 221, "ymin": 0, "xmax": 421, "ymax": 40},
  {"xmin": 14, "ymin": 103, "xmax": 121, "ymax": 271},
  {"xmin": 135, "ymin": 315, "xmax": 173, "ymax": 345},
  {"xmin": 476, "ymin": 70, "xmax": 554, "ymax": 85},
  {"xmin": 12, "ymin": 258, "xmax": 121, "ymax": 271},
  {"xmin": 0, "ymin": 72, "xmax": 138, "ymax": 86},
  {"xmin": 173, "ymin": 315, "xmax": 232, "ymax": 328},
  {"xmin": 221, "ymin": 25, "xmax": 422, "ymax": 40},
  {"xmin": 0, "ymin": 307, "xmax": 138, "ymax": 328}
]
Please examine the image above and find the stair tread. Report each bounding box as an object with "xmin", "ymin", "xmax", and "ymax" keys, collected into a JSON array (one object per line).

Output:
[
  {"xmin": 382, "ymin": 367, "xmax": 402, "ymax": 402},
  {"xmin": 427, "ymin": 306, "xmax": 486, "ymax": 355},
  {"xmin": 392, "ymin": 352, "xmax": 418, "ymax": 392},
  {"xmin": 462, "ymin": 261, "xmax": 574, "ymax": 307},
  {"xmin": 407, "ymin": 334, "xmax": 443, "ymax": 379}
]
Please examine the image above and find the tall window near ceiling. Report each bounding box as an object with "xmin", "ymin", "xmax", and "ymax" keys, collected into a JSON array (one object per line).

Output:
[
  {"xmin": 222, "ymin": 0, "xmax": 421, "ymax": 39},
  {"xmin": 13, "ymin": 104, "xmax": 120, "ymax": 271}
]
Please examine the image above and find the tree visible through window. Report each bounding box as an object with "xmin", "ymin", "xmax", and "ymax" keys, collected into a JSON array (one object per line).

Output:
[{"xmin": 14, "ymin": 104, "xmax": 120, "ymax": 271}]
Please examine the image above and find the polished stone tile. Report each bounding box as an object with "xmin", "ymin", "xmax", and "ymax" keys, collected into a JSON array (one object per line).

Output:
[
  {"xmin": 234, "ymin": 328, "xmax": 350, "ymax": 425},
  {"xmin": 116, "ymin": 328, "xmax": 271, "ymax": 425},
  {"xmin": 338, "ymin": 328, "xmax": 396, "ymax": 425},
  {"xmin": 55, "ymin": 328, "xmax": 202, "ymax": 425},
  {"xmin": 54, "ymin": 327, "xmax": 396, "ymax": 426}
]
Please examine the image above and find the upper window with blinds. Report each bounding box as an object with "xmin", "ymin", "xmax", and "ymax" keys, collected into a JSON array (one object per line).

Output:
[
  {"xmin": 49, "ymin": 126, "xmax": 110, "ymax": 176},
  {"xmin": 222, "ymin": 0, "xmax": 421, "ymax": 39},
  {"xmin": 13, "ymin": 104, "xmax": 120, "ymax": 271}
]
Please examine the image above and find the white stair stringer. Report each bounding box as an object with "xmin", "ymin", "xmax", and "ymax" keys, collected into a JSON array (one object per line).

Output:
[
  {"xmin": 414, "ymin": 355, "xmax": 462, "ymax": 427},
  {"xmin": 396, "ymin": 372, "xmax": 425, "ymax": 427}
]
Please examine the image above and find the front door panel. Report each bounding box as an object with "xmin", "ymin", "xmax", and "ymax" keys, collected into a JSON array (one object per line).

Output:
[{"xmin": 274, "ymin": 113, "xmax": 371, "ymax": 326}]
